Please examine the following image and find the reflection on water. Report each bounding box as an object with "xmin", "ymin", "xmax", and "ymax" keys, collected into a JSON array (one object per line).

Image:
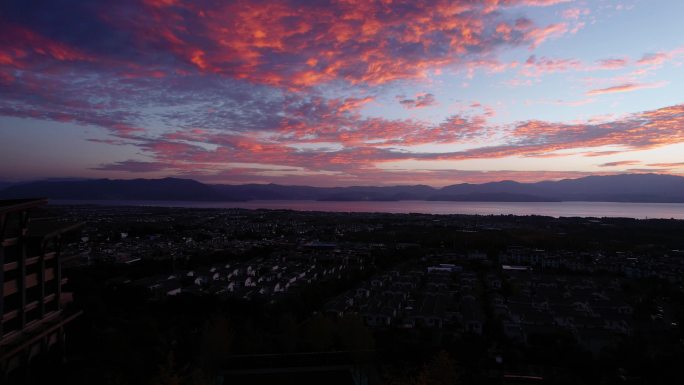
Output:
[{"xmin": 51, "ymin": 200, "xmax": 684, "ymax": 219}]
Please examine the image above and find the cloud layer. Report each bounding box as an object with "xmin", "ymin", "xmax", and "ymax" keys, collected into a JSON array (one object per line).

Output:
[{"xmin": 1, "ymin": 0, "xmax": 683, "ymax": 185}]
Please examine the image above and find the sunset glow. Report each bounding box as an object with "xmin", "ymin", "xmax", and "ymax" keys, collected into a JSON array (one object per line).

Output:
[{"xmin": 1, "ymin": 0, "xmax": 684, "ymax": 186}]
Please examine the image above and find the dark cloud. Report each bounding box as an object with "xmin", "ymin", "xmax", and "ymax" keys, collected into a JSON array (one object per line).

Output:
[
  {"xmin": 598, "ymin": 160, "xmax": 640, "ymax": 167},
  {"xmin": 399, "ymin": 93, "xmax": 437, "ymax": 109},
  {"xmin": 91, "ymin": 159, "xmax": 170, "ymax": 173}
]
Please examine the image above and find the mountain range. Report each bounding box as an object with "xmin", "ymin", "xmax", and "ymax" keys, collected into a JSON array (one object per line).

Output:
[{"xmin": 1, "ymin": 174, "xmax": 684, "ymax": 203}]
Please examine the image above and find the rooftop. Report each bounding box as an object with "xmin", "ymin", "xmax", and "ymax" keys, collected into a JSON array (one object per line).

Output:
[{"xmin": 0, "ymin": 198, "xmax": 48, "ymax": 214}]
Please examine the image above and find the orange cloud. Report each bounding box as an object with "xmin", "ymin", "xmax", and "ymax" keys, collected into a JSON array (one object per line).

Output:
[
  {"xmin": 646, "ymin": 162, "xmax": 684, "ymax": 168},
  {"xmin": 0, "ymin": 0, "xmax": 580, "ymax": 96},
  {"xmin": 101, "ymin": 0, "xmax": 571, "ymax": 88},
  {"xmin": 3, "ymin": 1, "xmax": 681, "ymax": 186},
  {"xmin": 119, "ymin": 100, "xmax": 684, "ymax": 182}
]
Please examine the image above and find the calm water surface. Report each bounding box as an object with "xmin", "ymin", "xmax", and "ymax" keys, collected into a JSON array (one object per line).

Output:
[{"xmin": 51, "ymin": 200, "xmax": 684, "ymax": 219}]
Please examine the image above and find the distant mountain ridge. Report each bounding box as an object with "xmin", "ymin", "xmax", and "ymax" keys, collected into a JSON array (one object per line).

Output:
[
  {"xmin": 0, "ymin": 178, "xmax": 223, "ymax": 201},
  {"xmin": 2, "ymin": 174, "xmax": 684, "ymax": 203}
]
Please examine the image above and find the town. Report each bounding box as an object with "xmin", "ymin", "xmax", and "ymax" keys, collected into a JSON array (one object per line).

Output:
[
  {"xmin": 3, "ymin": 202, "xmax": 684, "ymax": 384},
  {"xmin": 52, "ymin": 206, "xmax": 684, "ymax": 383}
]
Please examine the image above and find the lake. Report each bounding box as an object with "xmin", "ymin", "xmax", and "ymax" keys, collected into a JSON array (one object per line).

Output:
[{"xmin": 50, "ymin": 200, "xmax": 684, "ymax": 219}]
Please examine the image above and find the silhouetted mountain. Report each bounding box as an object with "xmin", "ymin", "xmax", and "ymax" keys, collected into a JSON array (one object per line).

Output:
[
  {"xmin": 0, "ymin": 182, "xmax": 13, "ymax": 190},
  {"xmin": 533, "ymin": 174, "xmax": 684, "ymax": 201},
  {"xmin": 438, "ymin": 174, "xmax": 684, "ymax": 202},
  {"xmin": 440, "ymin": 180, "xmax": 537, "ymax": 195},
  {"xmin": 2, "ymin": 174, "xmax": 684, "ymax": 202},
  {"xmin": 0, "ymin": 178, "xmax": 224, "ymax": 201}
]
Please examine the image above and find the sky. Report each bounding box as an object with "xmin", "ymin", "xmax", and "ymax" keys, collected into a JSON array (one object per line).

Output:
[{"xmin": 1, "ymin": 0, "xmax": 684, "ymax": 187}]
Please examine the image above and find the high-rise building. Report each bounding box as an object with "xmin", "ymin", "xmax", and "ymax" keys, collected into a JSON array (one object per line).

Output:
[{"xmin": 0, "ymin": 198, "xmax": 82, "ymax": 379}]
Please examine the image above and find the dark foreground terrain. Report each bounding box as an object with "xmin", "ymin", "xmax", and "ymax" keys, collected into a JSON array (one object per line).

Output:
[{"xmin": 18, "ymin": 205, "xmax": 684, "ymax": 384}]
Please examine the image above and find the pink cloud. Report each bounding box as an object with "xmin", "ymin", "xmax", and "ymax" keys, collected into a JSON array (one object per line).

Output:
[
  {"xmin": 587, "ymin": 81, "xmax": 667, "ymax": 96},
  {"xmin": 0, "ymin": 23, "xmax": 94, "ymax": 70},
  {"xmin": 561, "ymin": 8, "xmax": 590, "ymax": 20},
  {"xmin": 502, "ymin": 0, "xmax": 572, "ymax": 6},
  {"xmin": 127, "ymin": 102, "xmax": 684, "ymax": 179},
  {"xmin": 637, "ymin": 52, "xmax": 669, "ymax": 66},
  {"xmin": 647, "ymin": 162, "xmax": 684, "ymax": 168},
  {"xmin": 527, "ymin": 98, "xmax": 596, "ymax": 107},
  {"xmin": 634, "ymin": 47, "xmax": 684, "ymax": 69},
  {"xmin": 1, "ymin": 1, "xmax": 576, "ymax": 89},
  {"xmin": 127, "ymin": 0, "xmax": 547, "ymax": 88},
  {"xmin": 524, "ymin": 22, "xmax": 569, "ymax": 48},
  {"xmin": 595, "ymin": 58, "xmax": 628, "ymax": 69},
  {"xmin": 3, "ymin": 1, "xmax": 683, "ymax": 187},
  {"xmin": 520, "ymin": 55, "xmax": 581, "ymax": 76}
]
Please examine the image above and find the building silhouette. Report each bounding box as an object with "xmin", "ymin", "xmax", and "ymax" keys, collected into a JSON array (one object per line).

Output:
[{"xmin": 0, "ymin": 198, "xmax": 82, "ymax": 381}]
